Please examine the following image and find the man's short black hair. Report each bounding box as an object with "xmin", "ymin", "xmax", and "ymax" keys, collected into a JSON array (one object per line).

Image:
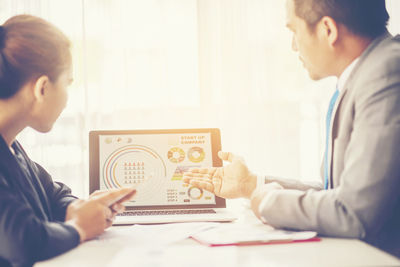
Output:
[{"xmin": 293, "ymin": 0, "xmax": 389, "ymax": 38}]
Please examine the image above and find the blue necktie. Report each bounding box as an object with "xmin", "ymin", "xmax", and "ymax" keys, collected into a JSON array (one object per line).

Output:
[{"xmin": 324, "ymin": 89, "xmax": 339, "ymax": 190}]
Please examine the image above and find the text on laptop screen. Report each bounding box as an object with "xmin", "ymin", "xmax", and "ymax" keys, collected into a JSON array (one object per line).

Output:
[{"xmin": 99, "ymin": 133, "xmax": 216, "ymax": 206}]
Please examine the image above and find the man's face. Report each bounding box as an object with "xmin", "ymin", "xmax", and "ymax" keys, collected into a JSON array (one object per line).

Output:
[{"xmin": 285, "ymin": 0, "xmax": 331, "ymax": 80}]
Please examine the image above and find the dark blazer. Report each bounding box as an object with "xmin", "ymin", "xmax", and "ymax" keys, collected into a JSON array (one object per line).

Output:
[{"xmin": 0, "ymin": 136, "xmax": 80, "ymax": 267}]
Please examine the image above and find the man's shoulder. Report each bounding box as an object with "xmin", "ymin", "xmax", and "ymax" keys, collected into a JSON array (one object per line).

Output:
[
  {"xmin": 360, "ymin": 34, "xmax": 400, "ymax": 75},
  {"xmin": 343, "ymin": 33, "xmax": 400, "ymax": 110},
  {"xmin": 349, "ymin": 34, "xmax": 400, "ymax": 91}
]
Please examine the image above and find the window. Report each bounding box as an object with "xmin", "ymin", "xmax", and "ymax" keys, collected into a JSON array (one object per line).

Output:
[{"xmin": 2, "ymin": 0, "xmax": 398, "ymax": 197}]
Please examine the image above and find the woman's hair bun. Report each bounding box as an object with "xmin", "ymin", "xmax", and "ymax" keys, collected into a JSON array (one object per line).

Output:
[{"xmin": 0, "ymin": 15, "xmax": 71, "ymax": 99}]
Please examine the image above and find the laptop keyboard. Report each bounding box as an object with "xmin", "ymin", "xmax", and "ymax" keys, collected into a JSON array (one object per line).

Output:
[{"xmin": 118, "ymin": 209, "xmax": 216, "ymax": 216}]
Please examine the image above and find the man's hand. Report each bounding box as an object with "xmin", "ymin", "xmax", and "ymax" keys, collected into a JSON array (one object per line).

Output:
[
  {"xmin": 65, "ymin": 188, "xmax": 136, "ymax": 242},
  {"xmin": 182, "ymin": 151, "xmax": 257, "ymax": 199}
]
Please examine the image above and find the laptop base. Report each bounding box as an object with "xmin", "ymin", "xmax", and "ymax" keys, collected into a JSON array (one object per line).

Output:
[{"xmin": 113, "ymin": 209, "xmax": 236, "ymax": 225}]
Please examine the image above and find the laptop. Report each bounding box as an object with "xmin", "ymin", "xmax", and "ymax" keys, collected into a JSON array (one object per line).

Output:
[{"xmin": 89, "ymin": 128, "xmax": 236, "ymax": 225}]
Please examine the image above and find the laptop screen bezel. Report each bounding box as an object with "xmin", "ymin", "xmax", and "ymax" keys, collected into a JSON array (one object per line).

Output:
[{"xmin": 89, "ymin": 128, "xmax": 226, "ymax": 209}]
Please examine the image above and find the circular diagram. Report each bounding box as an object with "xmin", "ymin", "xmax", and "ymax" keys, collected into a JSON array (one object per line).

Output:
[
  {"xmin": 187, "ymin": 147, "xmax": 205, "ymax": 163},
  {"xmin": 102, "ymin": 145, "xmax": 166, "ymax": 190},
  {"xmin": 188, "ymin": 186, "xmax": 203, "ymax": 200},
  {"xmin": 167, "ymin": 147, "xmax": 185, "ymax": 163}
]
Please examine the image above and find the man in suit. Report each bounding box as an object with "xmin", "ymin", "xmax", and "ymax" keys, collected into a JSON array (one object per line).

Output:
[{"xmin": 183, "ymin": 0, "xmax": 400, "ymax": 257}]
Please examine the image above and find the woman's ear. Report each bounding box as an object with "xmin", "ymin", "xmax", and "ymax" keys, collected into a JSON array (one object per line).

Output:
[{"xmin": 33, "ymin": 75, "xmax": 50, "ymax": 102}]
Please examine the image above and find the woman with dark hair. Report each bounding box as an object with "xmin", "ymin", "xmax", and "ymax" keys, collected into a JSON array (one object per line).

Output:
[{"xmin": 0, "ymin": 15, "xmax": 136, "ymax": 267}]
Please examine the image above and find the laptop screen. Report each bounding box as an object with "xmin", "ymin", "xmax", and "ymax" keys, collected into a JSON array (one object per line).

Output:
[{"xmin": 89, "ymin": 129, "xmax": 225, "ymax": 209}]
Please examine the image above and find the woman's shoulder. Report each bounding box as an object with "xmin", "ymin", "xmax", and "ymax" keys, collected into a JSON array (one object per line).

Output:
[
  {"xmin": 0, "ymin": 140, "xmax": 34, "ymax": 188},
  {"xmin": 0, "ymin": 172, "xmax": 11, "ymax": 188}
]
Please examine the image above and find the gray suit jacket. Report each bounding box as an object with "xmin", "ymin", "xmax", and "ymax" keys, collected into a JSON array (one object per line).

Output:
[{"xmin": 259, "ymin": 32, "xmax": 400, "ymax": 257}]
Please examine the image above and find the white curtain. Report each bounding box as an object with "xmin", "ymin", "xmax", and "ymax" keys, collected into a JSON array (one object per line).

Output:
[{"xmin": 0, "ymin": 0, "xmax": 398, "ymax": 198}]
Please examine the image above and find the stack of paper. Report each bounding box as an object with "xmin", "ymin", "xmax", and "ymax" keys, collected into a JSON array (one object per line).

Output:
[{"xmin": 190, "ymin": 223, "xmax": 319, "ymax": 246}]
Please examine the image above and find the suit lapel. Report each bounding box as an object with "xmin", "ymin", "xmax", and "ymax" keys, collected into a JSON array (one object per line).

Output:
[
  {"xmin": 14, "ymin": 141, "xmax": 52, "ymax": 220},
  {"xmin": 327, "ymin": 32, "xmax": 392, "ymax": 186},
  {"xmin": 327, "ymin": 89, "xmax": 347, "ymax": 188},
  {"xmin": 0, "ymin": 136, "xmax": 49, "ymax": 221}
]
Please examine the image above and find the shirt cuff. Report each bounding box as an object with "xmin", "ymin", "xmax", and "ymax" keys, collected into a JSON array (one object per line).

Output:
[{"xmin": 256, "ymin": 175, "xmax": 265, "ymax": 188}]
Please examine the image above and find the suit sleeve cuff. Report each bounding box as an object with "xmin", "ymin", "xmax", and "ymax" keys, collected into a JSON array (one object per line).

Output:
[
  {"xmin": 39, "ymin": 222, "xmax": 80, "ymax": 260},
  {"xmin": 257, "ymin": 188, "xmax": 280, "ymax": 224}
]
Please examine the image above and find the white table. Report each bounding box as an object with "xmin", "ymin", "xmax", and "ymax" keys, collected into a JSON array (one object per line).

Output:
[{"xmin": 35, "ymin": 203, "xmax": 400, "ymax": 267}]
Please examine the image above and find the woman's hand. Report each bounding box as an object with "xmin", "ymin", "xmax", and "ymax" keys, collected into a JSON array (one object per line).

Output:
[{"xmin": 65, "ymin": 188, "xmax": 136, "ymax": 242}]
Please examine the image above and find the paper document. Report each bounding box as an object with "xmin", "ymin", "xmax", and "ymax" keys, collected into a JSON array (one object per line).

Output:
[
  {"xmin": 191, "ymin": 223, "xmax": 319, "ymax": 246},
  {"xmin": 93, "ymin": 222, "xmax": 217, "ymax": 247},
  {"xmin": 108, "ymin": 245, "xmax": 238, "ymax": 267}
]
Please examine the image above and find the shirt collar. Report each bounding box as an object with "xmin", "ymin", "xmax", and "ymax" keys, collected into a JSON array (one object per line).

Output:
[{"xmin": 337, "ymin": 58, "xmax": 359, "ymax": 92}]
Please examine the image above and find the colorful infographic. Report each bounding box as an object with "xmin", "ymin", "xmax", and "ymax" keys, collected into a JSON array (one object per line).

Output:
[
  {"xmin": 102, "ymin": 144, "xmax": 166, "ymax": 188},
  {"xmin": 188, "ymin": 147, "xmax": 205, "ymax": 163},
  {"xmin": 167, "ymin": 147, "xmax": 185, "ymax": 163},
  {"xmin": 99, "ymin": 133, "xmax": 216, "ymax": 206},
  {"xmin": 171, "ymin": 165, "xmax": 199, "ymax": 181}
]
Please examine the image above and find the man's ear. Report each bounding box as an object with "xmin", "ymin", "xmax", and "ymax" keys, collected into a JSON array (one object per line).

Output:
[
  {"xmin": 33, "ymin": 75, "xmax": 50, "ymax": 102},
  {"xmin": 319, "ymin": 16, "xmax": 339, "ymax": 48}
]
